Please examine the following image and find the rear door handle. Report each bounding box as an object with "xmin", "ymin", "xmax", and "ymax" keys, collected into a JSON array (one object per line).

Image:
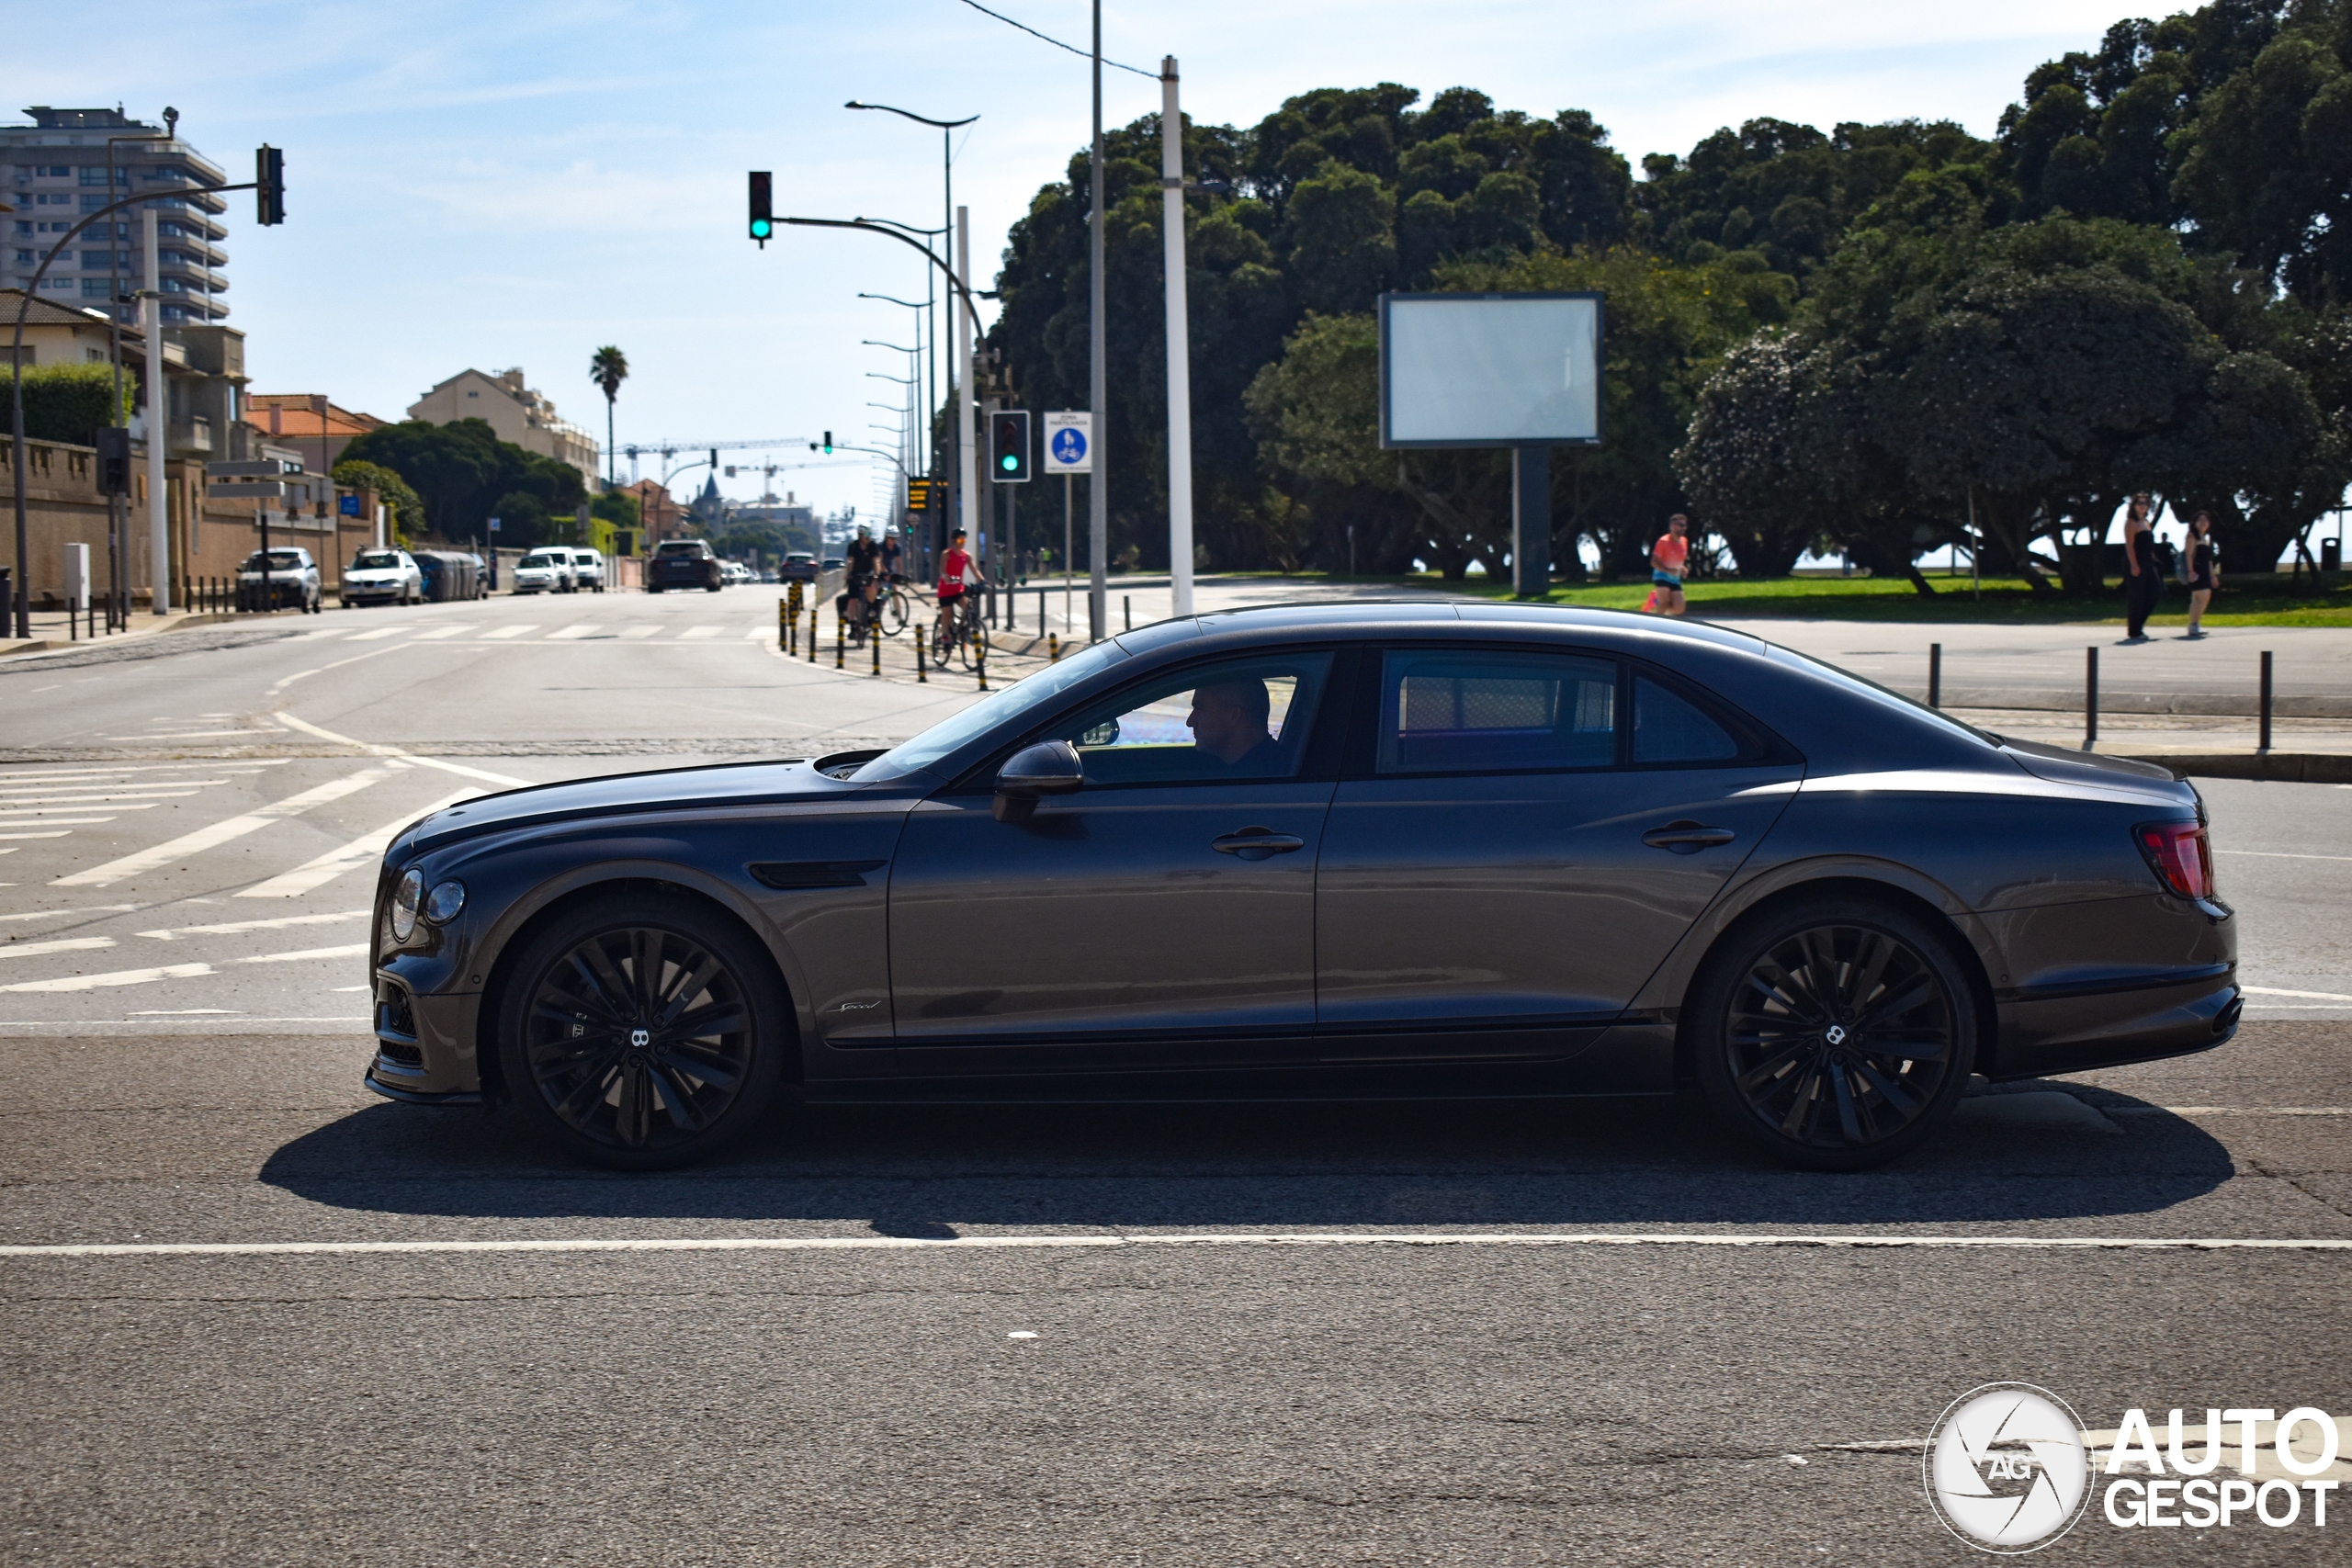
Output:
[
  {"xmin": 1212, "ymin": 827, "xmax": 1306, "ymax": 860},
  {"xmin": 1642, "ymin": 820, "xmax": 1736, "ymax": 854}
]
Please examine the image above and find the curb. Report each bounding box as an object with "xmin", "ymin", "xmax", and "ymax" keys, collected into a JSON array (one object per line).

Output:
[{"xmin": 2122, "ymin": 753, "xmax": 2352, "ymax": 784}]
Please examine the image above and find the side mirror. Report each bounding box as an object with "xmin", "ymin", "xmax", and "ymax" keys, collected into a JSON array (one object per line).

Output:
[{"xmin": 992, "ymin": 739, "xmax": 1085, "ymax": 823}]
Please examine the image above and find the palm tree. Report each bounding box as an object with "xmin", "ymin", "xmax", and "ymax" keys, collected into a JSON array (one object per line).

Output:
[{"xmin": 589, "ymin": 345, "xmax": 628, "ymax": 489}]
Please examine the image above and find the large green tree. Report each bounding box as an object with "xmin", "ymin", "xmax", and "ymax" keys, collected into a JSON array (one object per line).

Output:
[{"xmin": 337, "ymin": 418, "xmax": 586, "ymax": 547}]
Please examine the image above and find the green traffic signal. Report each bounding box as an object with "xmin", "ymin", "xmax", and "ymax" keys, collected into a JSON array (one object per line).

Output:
[
  {"xmin": 1001, "ymin": 455, "xmax": 1017, "ymax": 471},
  {"xmin": 750, "ymin": 217, "xmax": 773, "ymax": 240}
]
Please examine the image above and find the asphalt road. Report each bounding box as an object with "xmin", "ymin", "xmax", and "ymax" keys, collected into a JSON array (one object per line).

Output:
[{"xmin": 2, "ymin": 587, "xmax": 2348, "ymax": 1565}]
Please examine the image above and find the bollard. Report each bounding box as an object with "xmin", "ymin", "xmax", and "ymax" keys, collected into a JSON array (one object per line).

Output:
[
  {"xmin": 1048, "ymin": 632, "xmax": 1060, "ymax": 663},
  {"xmin": 871, "ymin": 627, "xmax": 881, "ymax": 676},
  {"xmin": 1124, "ymin": 594, "xmax": 1132, "ymax": 632},
  {"xmin": 2085, "ymin": 647, "xmax": 2098, "ymax": 750},
  {"xmin": 916, "ymin": 637, "xmax": 927, "ymax": 683},
  {"xmin": 1928, "ymin": 642, "xmax": 1941, "ymax": 709},
  {"xmin": 976, "ymin": 647, "xmax": 989, "ymax": 692},
  {"xmin": 2259, "ymin": 649, "xmax": 2273, "ymax": 752},
  {"xmin": 779, "ymin": 596, "xmax": 789, "ymax": 652},
  {"xmin": 808, "ymin": 604, "xmax": 818, "ymax": 664},
  {"xmin": 835, "ymin": 615, "xmax": 845, "ymax": 670}
]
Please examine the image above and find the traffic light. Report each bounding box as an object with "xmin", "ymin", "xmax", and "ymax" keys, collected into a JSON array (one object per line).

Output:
[
  {"xmin": 822, "ymin": 430, "xmax": 832, "ymax": 455},
  {"xmin": 748, "ymin": 171, "xmax": 772, "ymax": 246},
  {"xmin": 255, "ymin": 144, "xmax": 285, "ymax": 226},
  {"xmin": 990, "ymin": 411, "xmax": 1031, "ymax": 482},
  {"xmin": 96, "ymin": 427, "xmax": 130, "ymax": 495}
]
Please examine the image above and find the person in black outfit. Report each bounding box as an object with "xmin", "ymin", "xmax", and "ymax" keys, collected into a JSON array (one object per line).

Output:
[
  {"xmin": 843, "ymin": 528, "xmax": 881, "ymax": 642},
  {"xmin": 2183, "ymin": 510, "xmax": 2219, "ymax": 639},
  {"xmin": 1186, "ymin": 677, "xmax": 1284, "ymax": 775},
  {"xmin": 2120, "ymin": 493, "xmax": 2161, "ymax": 642}
]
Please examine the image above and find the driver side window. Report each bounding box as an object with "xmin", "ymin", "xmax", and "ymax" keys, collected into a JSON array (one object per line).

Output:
[{"xmin": 1051, "ymin": 652, "xmax": 1335, "ymax": 786}]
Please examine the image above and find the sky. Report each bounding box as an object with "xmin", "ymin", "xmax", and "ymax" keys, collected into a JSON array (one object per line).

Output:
[{"xmin": 15, "ymin": 0, "xmax": 2145, "ymax": 520}]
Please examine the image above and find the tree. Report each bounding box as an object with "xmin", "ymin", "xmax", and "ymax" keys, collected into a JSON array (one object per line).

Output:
[
  {"xmin": 589, "ymin": 345, "xmax": 628, "ymax": 488},
  {"xmin": 338, "ymin": 419, "xmax": 585, "ymax": 547},
  {"xmin": 329, "ymin": 459, "xmax": 426, "ymax": 542},
  {"xmin": 14, "ymin": 363, "xmax": 131, "ymax": 446}
]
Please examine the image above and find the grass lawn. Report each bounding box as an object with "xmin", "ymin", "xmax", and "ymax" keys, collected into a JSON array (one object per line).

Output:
[{"xmin": 1351, "ymin": 570, "xmax": 2352, "ymax": 626}]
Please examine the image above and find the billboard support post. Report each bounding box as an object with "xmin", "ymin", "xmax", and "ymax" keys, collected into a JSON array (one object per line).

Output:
[{"xmin": 1511, "ymin": 446, "xmax": 1550, "ymax": 600}]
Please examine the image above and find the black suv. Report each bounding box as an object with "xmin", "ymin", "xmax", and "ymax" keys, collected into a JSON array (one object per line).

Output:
[{"xmin": 646, "ymin": 538, "xmax": 722, "ymax": 593}]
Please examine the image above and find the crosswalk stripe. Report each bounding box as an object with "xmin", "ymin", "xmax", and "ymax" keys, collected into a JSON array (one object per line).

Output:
[
  {"xmin": 0, "ymin": 831, "xmax": 72, "ymax": 841},
  {"xmin": 51, "ymin": 766, "xmax": 401, "ymax": 888},
  {"xmin": 481, "ymin": 626, "xmax": 535, "ymax": 638},
  {"xmin": 237, "ymin": 788, "xmax": 478, "ymax": 898},
  {"xmin": 343, "ymin": 626, "xmax": 410, "ymax": 641},
  {"xmin": 620, "ymin": 625, "xmax": 660, "ymax": 638},
  {"xmin": 139, "ymin": 910, "xmax": 368, "ymax": 939},
  {"xmin": 547, "ymin": 624, "xmax": 599, "ymax": 639},
  {"xmin": 406, "ymin": 626, "xmax": 465, "ymax": 640},
  {"xmin": 681, "ymin": 626, "xmax": 724, "ymax": 638},
  {"xmin": 0, "ymin": 937, "xmax": 116, "ymax": 960},
  {"xmin": 0, "ymin": 806, "xmax": 153, "ymax": 819},
  {"xmin": 0, "ymin": 941, "xmax": 370, "ymax": 993},
  {"xmin": 0, "ymin": 818, "xmax": 112, "ymax": 829},
  {"xmin": 0, "ymin": 790, "xmax": 206, "ymax": 806}
]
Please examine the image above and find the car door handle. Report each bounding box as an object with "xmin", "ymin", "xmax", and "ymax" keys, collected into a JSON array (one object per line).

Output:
[
  {"xmin": 1212, "ymin": 827, "xmax": 1306, "ymax": 860},
  {"xmin": 1642, "ymin": 820, "xmax": 1736, "ymax": 854}
]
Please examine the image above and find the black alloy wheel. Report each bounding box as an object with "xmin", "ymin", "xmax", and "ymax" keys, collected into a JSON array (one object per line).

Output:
[
  {"xmin": 1691, "ymin": 899, "xmax": 1973, "ymax": 1171},
  {"xmin": 497, "ymin": 894, "xmax": 788, "ymax": 1168}
]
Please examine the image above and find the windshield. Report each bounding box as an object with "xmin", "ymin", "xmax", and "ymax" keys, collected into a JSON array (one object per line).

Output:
[
  {"xmin": 852, "ymin": 638, "xmax": 1130, "ymax": 783},
  {"xmin": 352, "ymin": 551, "xmax": 401, "ymax": 570},
  {"xmin": 655, "ymin": 541, "xmax": 703, "ymax": 557},
  {"xmin": 243, "ymin": 551, "xmax": 302, "ymax": 570},
  {"xmin": 521, "ymin": 552, "xmax": 563, "ymax": 566}
]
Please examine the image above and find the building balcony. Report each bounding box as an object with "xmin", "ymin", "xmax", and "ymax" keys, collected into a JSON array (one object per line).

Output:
[{"xmin": 170, "ymin": 416, "xmax": 212, "ymax": 457}]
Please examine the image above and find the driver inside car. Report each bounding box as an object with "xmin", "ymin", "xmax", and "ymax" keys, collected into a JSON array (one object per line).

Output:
[{"xmin": 1187, "ymin": 678, "xmax": 1282, "ymax": 773}]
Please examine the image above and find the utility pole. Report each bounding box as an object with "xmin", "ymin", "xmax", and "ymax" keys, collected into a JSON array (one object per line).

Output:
[
  {"xmin": 1088, "ymin": 0, "xmax": 1109, "ymax": 639},
  {"xmin": 1160, "ymin": 56, "xmax": 1194, "ymax": 617},
  {"xmin": 956, "ymin": 206, "xmax": 978, "ymax": 552},
  {"xmin": 141, "ymin": 209, "xmax": 169, "ymax": 614}
]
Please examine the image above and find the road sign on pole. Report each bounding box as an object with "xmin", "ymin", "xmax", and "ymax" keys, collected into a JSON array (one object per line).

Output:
[{"xmin": 1044, "ymin": 412, "xmax": 1092, "ymax": 475}]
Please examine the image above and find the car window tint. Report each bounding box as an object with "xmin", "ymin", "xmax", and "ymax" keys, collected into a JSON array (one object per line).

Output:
[
  {"xmin": 1056, "ymin": 652, "xmax": 1334, "ymax": 785},
  {"xmin": 1376, "ymin": 649, "xmax": 1615, "ymax": 774},
  {"xmin": 1632, "ymin": 676, "xmax": 1741, "ymax": 763}
]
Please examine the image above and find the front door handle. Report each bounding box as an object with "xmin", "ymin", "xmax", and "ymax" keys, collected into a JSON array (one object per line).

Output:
[
  {"xmin": 1642, "ymin": 820, "xmax": 1736, "ymax": 854},
  {"xmin": 1212, "ymin": 827, "xmax": 1306, "ymax": 860}
]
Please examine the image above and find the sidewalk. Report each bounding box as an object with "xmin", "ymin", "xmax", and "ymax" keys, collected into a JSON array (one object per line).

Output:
[{"xmin": 0, "ymin": 605, "xmax": 245, "ymax": 659}]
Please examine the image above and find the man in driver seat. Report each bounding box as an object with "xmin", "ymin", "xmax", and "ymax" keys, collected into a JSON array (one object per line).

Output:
[{"xmin": 1187, "ymin": 678, "xmax": 1283, "ymax": 773}]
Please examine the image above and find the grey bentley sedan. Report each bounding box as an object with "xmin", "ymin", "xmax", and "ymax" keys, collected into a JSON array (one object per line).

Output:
[{"xmin": 366, "ymin": 604, "xmax": 2238, "ymax": 1171}]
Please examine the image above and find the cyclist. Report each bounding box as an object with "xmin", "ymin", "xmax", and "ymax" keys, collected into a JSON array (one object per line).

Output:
[
  {"xmin": 880, "ymin": 529, "xmax": 904, "ymax": 583},
  {"xmin": 844, "ymin": 527, "xmax": 881, "ymax": 640},
  {"xmin": 935, "ymin": 528, "xmax": 974, "ymax": 649}
]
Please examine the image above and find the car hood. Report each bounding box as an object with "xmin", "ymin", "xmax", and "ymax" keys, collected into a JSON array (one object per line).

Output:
[{"xmin": 395, "ymin": 758, "xmax": 856, "ymax": 856}]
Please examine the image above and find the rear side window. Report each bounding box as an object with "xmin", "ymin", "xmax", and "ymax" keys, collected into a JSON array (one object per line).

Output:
[
  {"xmin": 1633, "ymin": 676, "xmax": 1740, "ymax": 763},
  {"xmin": 1375, "ymin": 649, "xmax": 1615, "ymax": 774}
]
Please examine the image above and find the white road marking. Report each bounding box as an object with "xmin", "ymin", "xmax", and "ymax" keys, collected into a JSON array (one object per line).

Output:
[
  {"xmin": 0, "ymin": 831, "xmax": 72, "ymax": 841},
  {"xmin": 236, "ymin": 789, "xmax": 478, "ymax": 897},
  {"xmin": 2216, "ymin": 849, "xmax": 2352, "ymax": 863},
  {"xmin": 343, "ymin": 626, "xmax": 408, "ymax": 641},
  {"xmin": 106, "ymin": 730, "xmax": 258, "ymax": 740},
  {"xmin": 547, "ymin": 624, "xmax": 599, "ymax": 639},
  {"xmin": 268, "ymin": 712, "xmax": 530, "ymax": 788},
  {"xmin": 406, "ymin": 627, "xmax": 465, "ymax": 640},
  {"xmin": 0, "ymin": 805, "xmax": 155, "ymax": 818},
  {"xmin": 481, "ymin": 626, "xmax": 535, "ymax": 638},
  {"xmin": 745, "ymin": 626, "xmax": 768, "ymax": 639},
  {"xmin": 51, "ymin": 766, "xmax": 401, "ymax": 888},
  {"xmin": 0, "ymin": 940, "xmax": 368, "ymax": 994},
  {"xmin": 0, "ymin": 937, "xmax": 116, "ymax": 959},
  {"xmin": 0, "ymin": 961, "xmax": 214, "ymax": 993},
  {"xmin": 0, "ymin": 788, "xmax": 209, "ymax": 803},
  {"xmin": 0, "ymin": 906, "xmax": 137, "ymax": 922},
  {"xmin": 138, "ymin": 910, "xmax": 368, "ymax": 940},
  {"xmin": 6, "ymin": 1231, "xmax": 2352, "ymax": 1261},
  {"xmin": 0, "ymin": 761, "xmax": 285, "ymax": 781},
  {"xmin": 0, "ymin": 818, "xmax": 111, "ymax": 829},
  {"xmin": 2243, "ymin": 985, "xmax": 2352, "ymax": 1001},
  {"xmin": 682, "ymin": 626, "xmax": 724, "ymax": 638},
  {"xmin": 620, "ymin": 625, "xmax": 660, "ymax": 638}
]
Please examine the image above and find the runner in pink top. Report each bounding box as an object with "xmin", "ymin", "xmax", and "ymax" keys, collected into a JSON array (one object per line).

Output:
[{"xmin": 1649, "ymin": 513, "xmax": 1690, "ymax": 617}]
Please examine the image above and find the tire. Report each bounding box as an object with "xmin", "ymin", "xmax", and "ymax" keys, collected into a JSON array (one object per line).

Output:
[
  {"xmin": 1689, "ymin": 895, "xmax": 1975, "ymax": 1172},
  {"xmin": 495, "ymin": 892, "xmax": 791, "ymax": 1170},
  {"xmin": 959, "ymin": 617, "xmax": 989, "ymax": 671}
]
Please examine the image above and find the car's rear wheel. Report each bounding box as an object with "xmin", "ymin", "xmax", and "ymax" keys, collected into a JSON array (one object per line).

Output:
[
  {"xmin": 496, "ymin": 894, "xmax": 790, "ymax": 1169},
  {"xmin": 1690, "ymin": 897, "xmax": 1973, "ymax": 1171}
]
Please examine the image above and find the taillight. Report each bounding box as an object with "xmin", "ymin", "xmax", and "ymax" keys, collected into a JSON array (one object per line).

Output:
[{"xmin": 2135, "ymin": 819, "xmax": 2215, "ymax": 900}]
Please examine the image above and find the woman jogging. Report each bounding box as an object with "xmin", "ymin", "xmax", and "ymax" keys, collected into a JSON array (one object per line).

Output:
[
  {"xmin": 1646, "ymin": 514, "xmax": 1690, "ymax": 616},
  {"xmin": 2120, "ymin": 493, "xmax": 2161, "ymax": 642},
  {"xmin": 2183, "ymin": 510, "xmax": 2219, "ymax": 639}
]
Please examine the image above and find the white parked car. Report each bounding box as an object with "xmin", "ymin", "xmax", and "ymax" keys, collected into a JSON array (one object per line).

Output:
[
  {"xmin": 512, "ymin": 547, "xmax": 578, "ymax": 594},
  {"xmin": 341, "ymin": 548, "xmax": 423, "ymax": 607},
  {"xmin": 720, "ymin": 560, "xmax": 752, "ymax": 586},
  {"xmin": 568, "ymin": 547, "xmax": 607, "ymax": 592}
]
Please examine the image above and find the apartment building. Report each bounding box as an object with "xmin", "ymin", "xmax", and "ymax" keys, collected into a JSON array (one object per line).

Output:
[
  {"xmin": 408, "ymin": 367, "xmax": 599, "ymax": 480},
  {"xmin": 3, "ymin": 107, "xmax": 231, "ymax": 326}
]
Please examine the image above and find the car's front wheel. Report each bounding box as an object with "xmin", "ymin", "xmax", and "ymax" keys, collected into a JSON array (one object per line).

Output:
[
  {"xmin": 1690, "ymin": 897, "xmax": 1974, "ymax": 1171},
  {"xmin": 496, "ymin": 893, "xmax": 790, "ymax": 1169}
]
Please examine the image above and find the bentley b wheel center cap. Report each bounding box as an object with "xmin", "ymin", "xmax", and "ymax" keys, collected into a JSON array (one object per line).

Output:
[
  {"xmin": 1824, "ymin": 1024, "xmax": 1849, "ymax": 1046},
  {"xmin": 630, "ymin": 1028, "xmax": 651, "ymax": 1049}
]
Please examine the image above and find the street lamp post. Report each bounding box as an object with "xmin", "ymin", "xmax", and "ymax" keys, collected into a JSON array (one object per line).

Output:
[{"xmin": 1088, "ymin": 0, "xmax": 1108, "ymax": 640}]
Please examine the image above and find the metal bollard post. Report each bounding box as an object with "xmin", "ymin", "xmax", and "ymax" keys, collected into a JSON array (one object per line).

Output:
[
  {"xmin": 835, "ymin": 615, "xmax": 845, "ymax": 670},
  {"xmin": 1124, "ymin": 594, "xmax": 1132, "ymax": 632},
  {"xmin": 779, "ymin": 596, "xmax": 788, "ymax": 652},
  {"xmin": 2259, "ymin": 649, "xmax": 2273, "ymax": 752},
  {"xmin": 1928, "ymin": 642, "xmax": 1942, "ymax": 709},
  {"xmin": 916, "ymin": 637, "xmax": 927, "ymax": 683},
  {"xmin": 871, "ymin": 628, "xmax": 881, "ymax": 676},
  {"xmin": 976, "ymin": 646, "xmax": 989, "ymax": 692},
  {"xmin": 2084, "ymin": 647, "xmax": 2098, "ymax": 750},
  {"xmin": 1048, "ymin": 632, "xmax": 1060, "ymax": 663}
]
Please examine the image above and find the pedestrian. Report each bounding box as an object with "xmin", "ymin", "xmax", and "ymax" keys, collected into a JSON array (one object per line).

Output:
[
  {"xmin": 2120, "ymin": 493, "xmax": 2160, "ymax": 643},
  {"xmin": 1648, "ymin": 514, "xmax": 1690, "ymax": 617},
  {"xmin": 2182, "ymin": 509, "xmax": 2219, "ymax": 639}
]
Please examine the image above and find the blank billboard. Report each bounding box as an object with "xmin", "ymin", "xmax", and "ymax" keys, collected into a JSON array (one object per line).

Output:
[{"xmin": 1379, "ymin": 292, "xmax": 1603, "ymax": 447}]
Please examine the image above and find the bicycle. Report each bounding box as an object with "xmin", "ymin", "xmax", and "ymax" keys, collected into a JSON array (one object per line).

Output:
[
  {"xmin": 877, "ymin": 573, "xmax": 919, "ymax": 638},
  {"xmin": 930, "ymin": 591, "xmax": 990, "ymax": 671}
]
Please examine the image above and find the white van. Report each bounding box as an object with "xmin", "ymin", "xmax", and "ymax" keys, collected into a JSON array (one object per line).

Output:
[
  {"xmin": 512, "ymin": 547, "xmax": 577, "ymax": 594},
  {"xmin": 567, "ymin": 548, "xmax": 607, "ymax": 592}
]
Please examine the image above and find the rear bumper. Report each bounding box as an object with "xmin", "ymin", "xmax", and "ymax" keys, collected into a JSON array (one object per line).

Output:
[{"xmin": 1989, "ymin": 974, "xmax": 2241, "ymax": 1080}]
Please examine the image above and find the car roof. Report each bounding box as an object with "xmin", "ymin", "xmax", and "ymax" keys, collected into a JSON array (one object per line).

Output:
[{"xmin": 1170, "ymin": 598, "xmax": 1770, "ymax": 656}]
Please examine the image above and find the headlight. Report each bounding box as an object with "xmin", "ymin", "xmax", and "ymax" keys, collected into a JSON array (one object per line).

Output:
[
  {"xmin": 390, "ymin": 868, "xmax": 424, "ymax": 942},
  {"xmin": 424, "ymin": 880, "xmax": 466, "ymax": 924}
]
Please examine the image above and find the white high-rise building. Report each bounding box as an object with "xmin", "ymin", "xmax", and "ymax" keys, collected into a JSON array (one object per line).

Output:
[{"xmin": 3, "ymin": 106, "xmax": 231, "ymax": 325}]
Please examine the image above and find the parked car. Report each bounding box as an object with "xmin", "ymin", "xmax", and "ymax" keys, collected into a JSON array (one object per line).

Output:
[
  {"xmin": 363, "ymin": 603, "xmax": 2240, "ymax": 1172},
  {"xmin": 511, "ymin": 547, "xmax": 577, "ymax": 595},
  {"xmin": 237, "ymin": 547, "xmax": 322, "ymax": 614},
  {"xmin": 646, "ymin": 537, "xmax": 723, "ymax": 593},
  {"xmin": 780, "ymin": 552, "xmax": 819, "ymax": 583},
  {"xmin": 720, "ymin": 560, "xmax": 752, "ymax": 587},
  {"xmin": 341, "ymin": 548, "xmax": 422, "ymax": 607},
  {"xmin": 568, "ymin": 548, "xmax": 607, "ymax": 592}
]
